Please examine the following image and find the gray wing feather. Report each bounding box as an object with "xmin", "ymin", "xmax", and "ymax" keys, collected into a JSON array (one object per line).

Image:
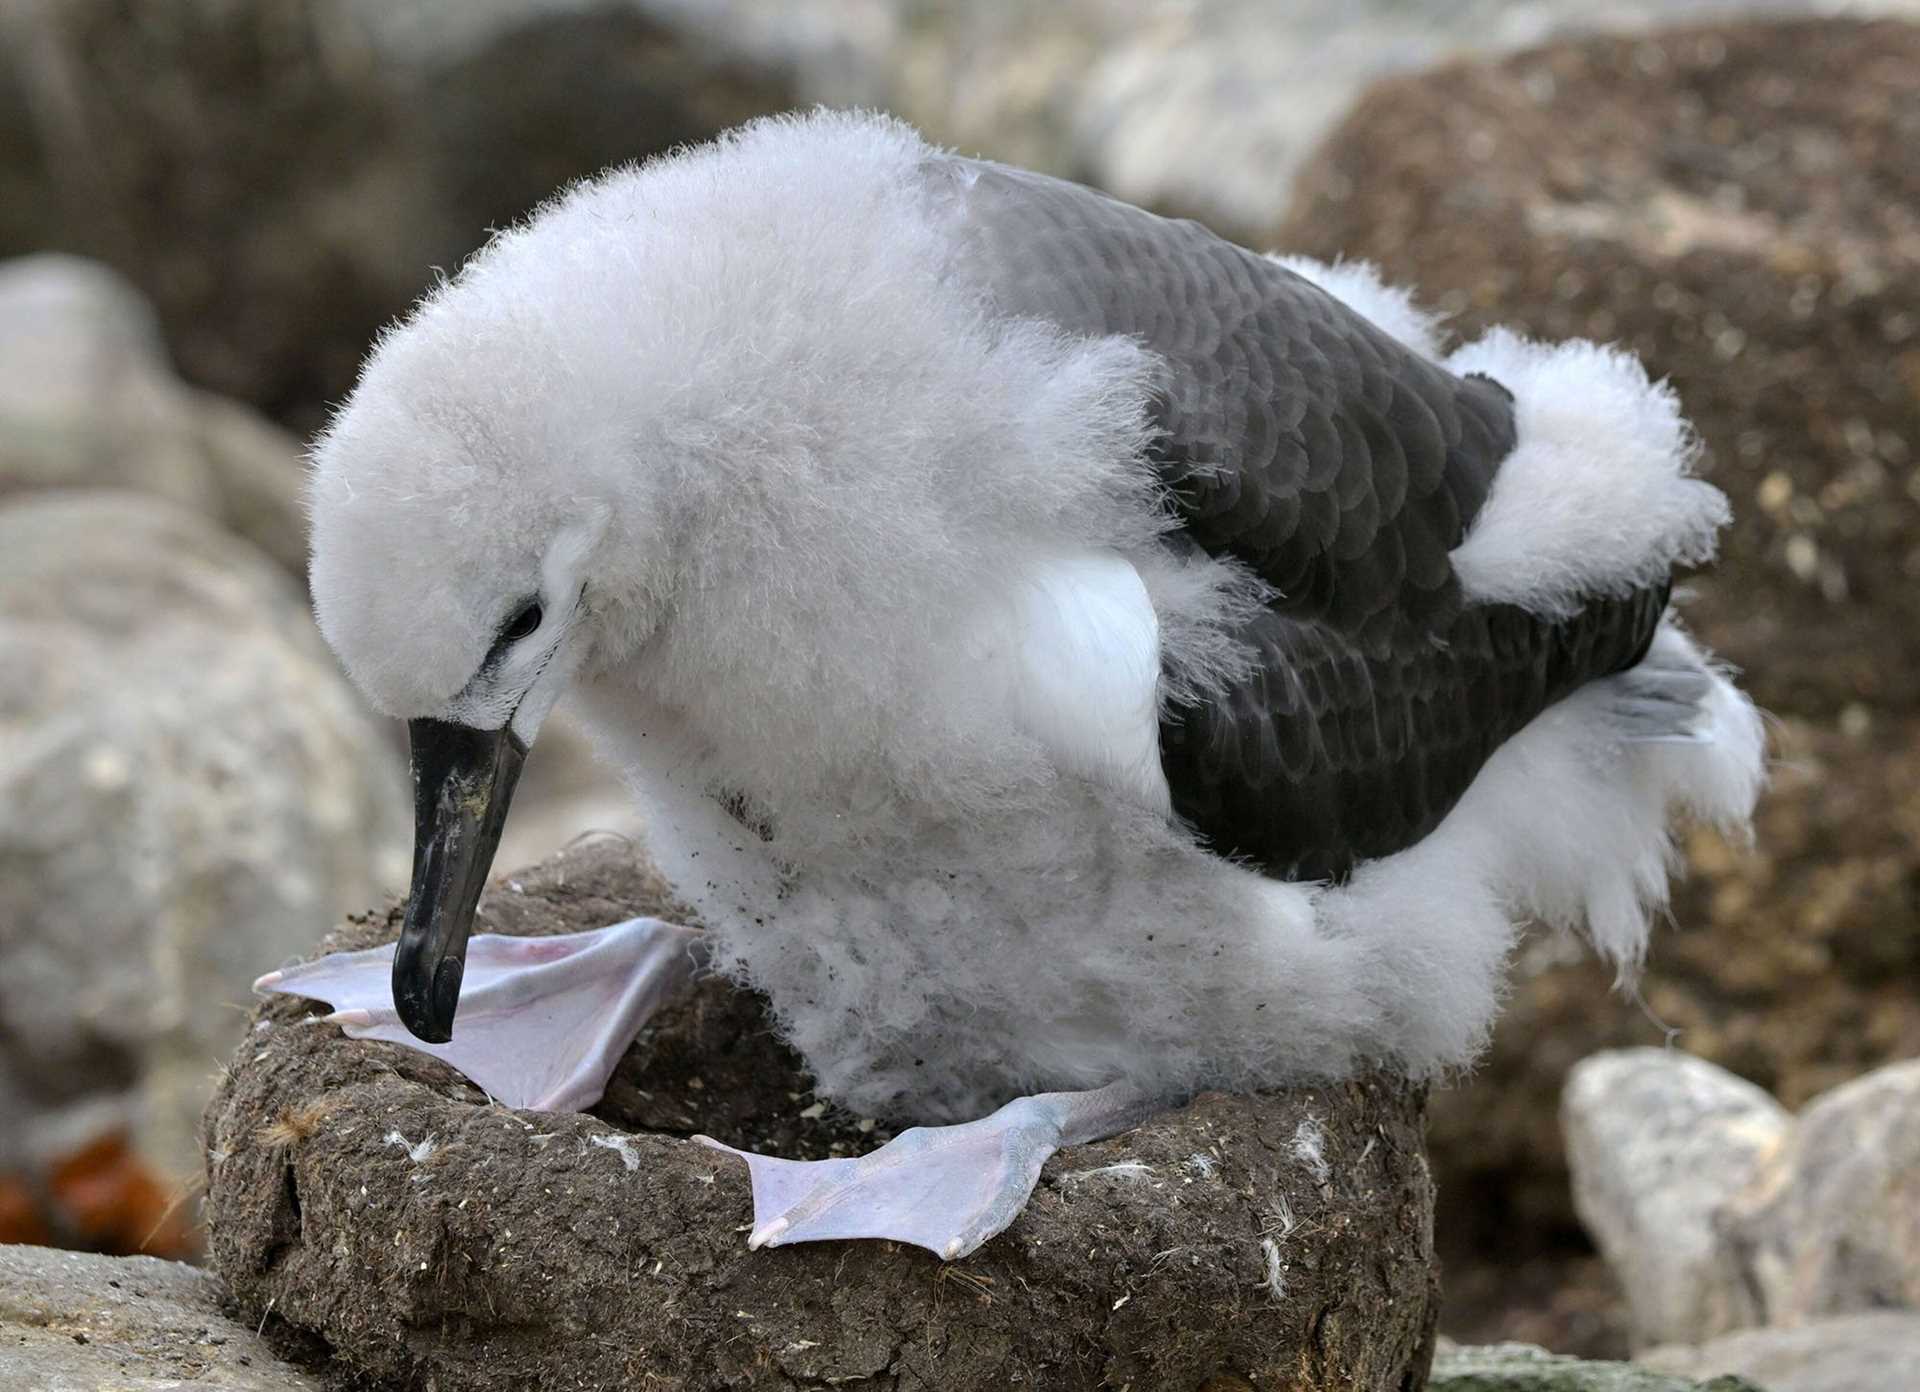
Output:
[
  {"xmin": 923, "ymin": 156, "xmax": 1667, "ymax": 880},
  {"xmin": 925, "ymin": 154, "xmax": 1515, "ymax": 637}
]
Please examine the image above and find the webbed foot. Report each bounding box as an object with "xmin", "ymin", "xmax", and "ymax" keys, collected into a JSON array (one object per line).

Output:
[
  {"xmin": 697, "ymin": 1081, "xmax": 1158, "ymax": 1260},
  {"xmin": 255, "ymin": 917, "xmax": 701, "ymax": 1111}
]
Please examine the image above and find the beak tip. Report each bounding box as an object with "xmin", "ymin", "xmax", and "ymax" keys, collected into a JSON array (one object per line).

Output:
[
  {"xmin": 394, "ymin": 991, "xmax": 455, "ymax": 1044},
  {"xmin": 392, "ymin": 949, "xmax": 459, "ymax": 1043},
  {"xmin": 430, "ymin": 957, "xmax": 465, "ymax": 1037}
]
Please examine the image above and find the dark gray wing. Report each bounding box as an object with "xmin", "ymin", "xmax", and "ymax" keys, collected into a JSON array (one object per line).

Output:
[
  {"xmin": 929, "ymin": 156, "xmax": 1515, "ymax": 636},
  {"xmin": 925, "ymin": 156, "xmax": 1666, "ymax": 879},
  {"xmin": 1162, "ymin": 587, "xmax": 1668, "ymax": 880}
]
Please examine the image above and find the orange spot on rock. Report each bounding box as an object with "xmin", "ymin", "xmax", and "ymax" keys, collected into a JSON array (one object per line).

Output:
[
  {"xmin": 0, "ymin": 1171, "xmax": 53, "ymax": 1246},
  {"xmin": 46, "ymin": 1131, "xmax": 196, "ymax": 1259}
]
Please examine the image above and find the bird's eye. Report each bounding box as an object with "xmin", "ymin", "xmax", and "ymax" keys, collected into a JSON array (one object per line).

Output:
[{"xmin": 500, "ymin": 600, "xmax": 543, "ymax": 645}]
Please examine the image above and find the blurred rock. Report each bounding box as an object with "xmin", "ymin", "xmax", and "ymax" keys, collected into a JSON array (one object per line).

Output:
[
  {"xmin": 1561, "ymin": 1049, "xmax": 1790, "ymax": 1345},
  {"xmin": 1430, "ymin": 1341, "xmax": 1760, "ymax": 1391},
  {"xmin": 1640, "ymin": 1312, "xmax": 1920, "ymax": 1392},
  {"xmin": 1277, "ymin": 16, "xmax": 1920, "ymax": 1281},
  {"xmin": 0, "ymin": 1244, "xmax": 323, "ymax": 1390},
  {"xmin": 19, "ymin": 0, "xmax": 1902, "ymax": 423},
  {"xmin": 0, "ymin": 254, "xmax": 308, "ymax": 575},
  {"xmin": 546, "ymin": 0, "xmax": 1920, "ymax": 249},
  {"xmin": 0, "ymin": 0, "xmax": 794, "ymax": 431},
  {"xmin": 0, "ymin": 491, "xmax": 406, "ymax": 1201},
  {"xmin": 417, "ymin": 7, "xmax": 786, "ymax": 244},
  {"xmin": 1566, "ymin": 1051, "xmax": 1920, "ymax": 1352},
  {"xmin": 0, "ymin": 0, "xmax": 448, "ymax": 432},
  {"xmin": 205, "ymin": 842, "xmax": 1441, "ymax": 1392},
  {"xmin": 1722, "ymin": 1058, "xmax": 1920, "ymax": 1321}
]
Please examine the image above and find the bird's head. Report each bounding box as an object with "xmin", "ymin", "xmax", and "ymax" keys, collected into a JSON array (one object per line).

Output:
[
  {"xmin": 307, "ymin": 253, "xmax": 671, "ymax": 1045},
  {"xmin": 300, "ymin": 109, "xmax": 1116, "ymax": 1044}
]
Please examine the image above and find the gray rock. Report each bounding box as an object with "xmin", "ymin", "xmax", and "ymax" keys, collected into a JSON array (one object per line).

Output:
[
  {"xmin": 205, "ymin": 842, "xmax": 1442, "ymax": 1392},
  {"xmin": 1565, "ymin": 1049, "xmax": 1920, "ymax": 1354},
  {"xmin": 0, "ymin": 0, "xmax": 794, "ymax": 432},
  {"xmin": 0, "ymin": 1243, "xmax": 323, "ymax": 1390},
  {"xmin": 0, "ymin": 492, "xmax": 407, "ymax": 1191},
  {"xmin": 1723, "ymin": 1060, "xmax": 1920, "ymax": 1321},
  {"xmin": 451, "ymin": 0, "xmax": 1920, "ymax": 248},
  {"xmin": 1055, "ymin": 0, "xmax": 1920, "ymax": 244},
  {"xmin": 9, "ymin": 0, "xmax": 1920, "ymax": 435},
  {"xmin": 1563, "ymin": 1049, "xmax": 1792, "ymax": 1346},
  {"xmin": 1641, "ymin": 1312, "xmax": 1920, "ymax": 1392},
  {"xmin": 1433, "ymin": 1342, "xmax": 1761, "ymax": 1390},
  {"xmin": 0, "ymin": 255, "xmax": 308, "ymax": 576}
]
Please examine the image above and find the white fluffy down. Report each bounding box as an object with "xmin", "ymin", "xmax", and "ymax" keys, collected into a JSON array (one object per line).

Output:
[
  {"xmin": 1273, "ymin": 264, "xmax": 1732, "ymax": 622},
  {"xmin": 1446, "ymin": 329, "xmax": 1730, "ymax": 616},
  {"xmin": 661, "ymin": 614, "xmax": 1763, "ymax": 1120},
  {"xmin": 312, "ymin": 110, "xmax": 1765, "ymax": 1123}
]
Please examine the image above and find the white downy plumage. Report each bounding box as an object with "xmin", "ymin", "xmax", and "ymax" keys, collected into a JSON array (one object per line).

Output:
[{"xmin": 309, "ymin": 110, "xmax": 1763, "ymax": 1123}]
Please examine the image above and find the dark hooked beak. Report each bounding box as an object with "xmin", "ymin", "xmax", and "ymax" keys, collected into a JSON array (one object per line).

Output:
[{"xmin": 393, "ymin": 718, "xmax": 528, "ymax": 1042}]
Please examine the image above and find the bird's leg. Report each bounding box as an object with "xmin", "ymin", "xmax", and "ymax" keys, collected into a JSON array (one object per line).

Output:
[
  {"xmin": 255, "ymin": 918, "xmax": 703, "ymax": 1112},
  {"xmin": 698, "ymin": 1080, "xmax": 1165, "ymax": 1261}
]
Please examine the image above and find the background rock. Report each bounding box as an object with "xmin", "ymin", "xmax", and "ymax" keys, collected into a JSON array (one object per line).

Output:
[
  {"xmin": 1275, "ymin": 17, "xmax": 1920, "ymax": 1346},
  {"xmin": 0, "ymin": 0, "xmax": 450, "ymax": 433},
  {"xmin": 1566, "ymin": 1050, "xmax": 1920, "ymax": 1362},
  {"xmin": 11, "ymin": 2, "xmax": 1915, "ymax": 438},
  {"xmin": 1431, "ymin": 1342, "xmax": 1759, "ymax": 1391},
  {"xmin": 0, "ymin": 1244, "xmax": 324, "ymax": 1390},
  {"xmin": 0, "ymin": 255, "xmax": 308, "ymax": 577},
  {"xmin": 0, "ymin": 492, "xmax": 406, "ymax": 1206},
  {"xmin": 0, "ymin": 0, "xmax": 795, "ymax": 433},
  {"xmin": 343, "ymin": 1, "xmax": 1920, "ymax": 255},
  {"xmin": 1640, "ymin": 1311, "xmax": 1920, "ymax": 1392},
  {"xmin": 205, "ymin": 842, "xmax": 1441, "ymax": 1392},
  {"xmin": 1721, "ymin": 1058, "xmax": 1920, "ymax": 1322},
  {"xmin": 1561, "ymin": 1050, "xmax": 1790, "ymax": 1346}
]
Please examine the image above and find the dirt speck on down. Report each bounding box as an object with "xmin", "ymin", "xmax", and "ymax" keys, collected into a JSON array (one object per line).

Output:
[{"xmin": 203, "ymin": 842, "xmax": 1439, "ymax": 1391}]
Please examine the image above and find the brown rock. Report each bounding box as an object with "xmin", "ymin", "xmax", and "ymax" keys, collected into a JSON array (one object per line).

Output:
[
  {"xmin": 1277, "ymin": 15, "xmax": 1920, "ymax": 722},
  {"xmin": 0, "ymin": 0, "xmax": 451, "ymax": 432},
  {"xmin": 1276, "ymin": 18, "xmax": 1920, "ymax": 1343},
  {"xmin": 203, "ymin": 843, "xmax": 1440, "ymax": 1391}
]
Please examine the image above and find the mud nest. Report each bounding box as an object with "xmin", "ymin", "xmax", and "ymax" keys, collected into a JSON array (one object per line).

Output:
[{"xmin": 203, "ymin": 842, "xmax": 1439, "ymax": 1391}]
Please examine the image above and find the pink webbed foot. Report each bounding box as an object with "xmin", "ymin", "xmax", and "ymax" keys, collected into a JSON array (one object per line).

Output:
[
  {"xmin": 698, "ymin": 1081, "xmax": 1159, "ymax": 1261},
  {"xmin": 255, "ymin": 918, "xmax": 701, "ymax": 1112}
]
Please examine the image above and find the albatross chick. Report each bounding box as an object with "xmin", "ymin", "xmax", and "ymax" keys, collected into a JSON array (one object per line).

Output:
[{"xmin": 261, "ymin": 110, "xmax": 1764, "ymax": 1261}]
